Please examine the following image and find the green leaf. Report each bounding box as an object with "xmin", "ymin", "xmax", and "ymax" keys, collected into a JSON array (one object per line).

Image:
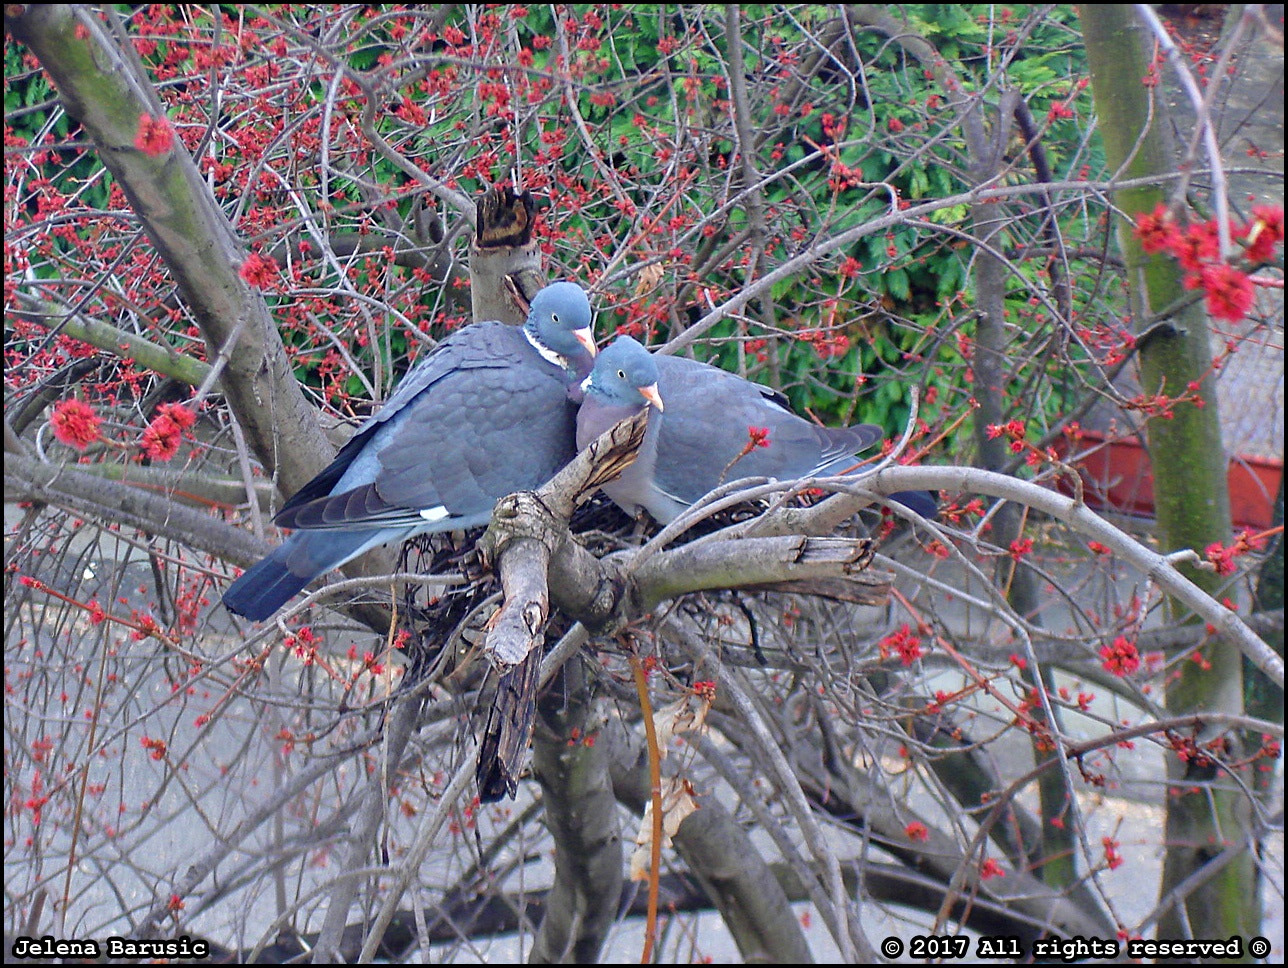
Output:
[{"xmin": 885, "ymin": 268, "xmax": 911, "ymax": 303}]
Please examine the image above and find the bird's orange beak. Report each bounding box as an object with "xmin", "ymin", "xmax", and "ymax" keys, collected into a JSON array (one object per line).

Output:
[
  {"xmin": 575, "ymin": 328, "xmax": 598, "ymax": 357},
  {"xmin": 640, "ymin": 383, "xmax": 664, "ymax": 412}
]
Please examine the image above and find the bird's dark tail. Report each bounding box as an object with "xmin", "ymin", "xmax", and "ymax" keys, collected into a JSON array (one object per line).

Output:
[
  {"xmin": 222, "ymin": 539, "xmax": 315, "ymax": 622},
  {"xmin": 222, "ymin": 528, "xmax": 395, "ymax": 621}
]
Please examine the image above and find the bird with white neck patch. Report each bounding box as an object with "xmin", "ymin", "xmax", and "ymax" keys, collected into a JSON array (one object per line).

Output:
[{"xmin": 223, "ymin": 281, "xmax": 598, "ymax": 621}]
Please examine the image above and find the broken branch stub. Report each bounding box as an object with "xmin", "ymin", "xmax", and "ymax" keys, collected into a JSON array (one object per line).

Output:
[{"xmin": 478, "ymin": 408, "xmax": 650, "ymax": 672}]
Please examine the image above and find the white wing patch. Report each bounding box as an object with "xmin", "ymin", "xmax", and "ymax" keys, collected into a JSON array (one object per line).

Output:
[{"xmin": 419, "ymin": 505, "xmax": 451, "ymax": 523}]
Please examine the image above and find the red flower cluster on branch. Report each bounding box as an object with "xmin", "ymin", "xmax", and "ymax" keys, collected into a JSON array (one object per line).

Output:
[
  {"xmin": 134, "ymin": 113, "xmax": 175, "ymax": 156},
  {"xmin": 904, "ymin": 821, "xmax": 930, "ymax": 842},
  {"xmin": 50, "ymin": 398, "xmax": 101, "ymax": 450},
  {"xmin": 1099, "ymin": 636, "xmax": 1141, "ymax": 677},
  {"xmin": 239, "ymin": 252, "xmax": 279, "ymax": 290},
  {"xmin": 139, "ymin": 735, "xmax": 168, "ymax": 761},
  {"xmin": 1205, "ymin": 528, "xmax": 1266, "ymax": 576},
  {"xmin": 879, "ymin": 624, "xmax": 924, "ymax": 666},
  {"xmin": 1102, "ymin": 836, "xmax": 1124, "ymax": 870},
  {"xmin": 1132, "ymin": 203, "xmax": 1283, "ymax": 322},
  {"xmin": 979, "ymin": 857, "xmax": 1006, "ymax": 880},
  {"xmin": 139, "ymin": 402, "xmax": 196, "ymax": 462}
]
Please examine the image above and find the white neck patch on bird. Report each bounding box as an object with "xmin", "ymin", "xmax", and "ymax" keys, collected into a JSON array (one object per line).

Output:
[{"xmin": 524, "ymin": 326, "xmax": 568, "ymax": 370}]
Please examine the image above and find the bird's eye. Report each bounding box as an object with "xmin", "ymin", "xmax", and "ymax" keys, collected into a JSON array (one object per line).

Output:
[
  {"xmin": 617, "ymin": 369, "xmax": 627, "ymax": 380},
  {"xmin": 550, "ymin": 312, "xmax": 560, "ymax": 323}
]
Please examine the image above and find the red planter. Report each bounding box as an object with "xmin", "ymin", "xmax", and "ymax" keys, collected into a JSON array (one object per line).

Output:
[{"xmin": 1057, "ymin": 431, "xmax": 1282, "ymax": 530}]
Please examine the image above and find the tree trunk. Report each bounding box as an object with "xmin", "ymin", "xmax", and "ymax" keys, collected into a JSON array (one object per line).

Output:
[
  {"xmin": 1078, "ymin": 4, "xmax": 1256, "ymax": 947},
  {"xmin": 528, "ymin": 660, "xmax": 623, "ymax": 964}
]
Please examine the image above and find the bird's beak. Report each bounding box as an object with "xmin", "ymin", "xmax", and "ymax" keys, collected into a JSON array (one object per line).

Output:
[
  {"xmin": 640, "ymin": 383, "xmax": 664, "ymax": 412},
  {"xmin": 574, "ymin": 328, "xmax": 598, "ymax": 357}
]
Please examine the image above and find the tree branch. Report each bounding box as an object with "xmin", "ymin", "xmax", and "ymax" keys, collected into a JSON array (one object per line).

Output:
[
  {"xmin": 7, "ymin": 5, "xmax": 334, "ymax": 498},
  {"xmin": 4, "ymin": 451, "xmax": 268, "ymax": 571},
  {"xmin": 743, "ymin": 464, "xmax": 1284, "ymax": 690}
]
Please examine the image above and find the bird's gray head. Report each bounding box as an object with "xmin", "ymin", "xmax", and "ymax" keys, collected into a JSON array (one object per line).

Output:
[
  {"xmin": 584, "ymin": 335, "xmax": 664, "ymax": 412},
  {"xmin": 526, "ymin": 281, "xmax": 596, "ymax": 369}
]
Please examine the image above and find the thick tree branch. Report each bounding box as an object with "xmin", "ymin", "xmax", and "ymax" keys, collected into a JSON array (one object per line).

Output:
[
  {"xmin": 529, "ymin": 661, "xmax": 623, "ymax": 963},
  {"xmin": 13, "ymin": 293, "xmax": 215, "ymax": 389},
  {"xmin": 4, "ymin": 451, "xmax": 268, "ymax": 572},
  {"xmin": 740, "ymin": 464, "xmax": 1283, "ymax": 690},
  {"xmin": 477, "ymin": 408, "xmax": 651, "ymax": 669},
  {"xmin": 606, "ymin": 718, "xmax": 813, "ymax": 964},
  {"xmin": 7, "ymin": 5, "xmax": 334, "ymax": 498},
  {"xmin": 630, "ymin": 535, "xmax": 884, "ymax": 613},
  {"xmin": 4, "ymin": 458, "xmax": 275, "ymax": 513}
]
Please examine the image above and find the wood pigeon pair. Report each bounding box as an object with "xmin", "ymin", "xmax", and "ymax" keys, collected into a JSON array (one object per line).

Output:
[
  {"xmin": 577, "ymin": 335, "xmax": 937, "ymax": 524},
  {"xmin": 221, "ymin": 282, "xmax": 597, "ymax": 621}
]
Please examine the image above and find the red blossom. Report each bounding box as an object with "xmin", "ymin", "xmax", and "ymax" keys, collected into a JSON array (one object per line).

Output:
[
  {"xmin": 747, "ymin": 426, "xmax": 771, "ymax": 449},
  {"xmin": 887, "ymin": 116, "xmax": 904, "ymax": 133},
  {"xmin": 1008, "ymin": 537, "xmax": 1033, "ymax": 560},
  {"xmin": 51, "ymin": 398, "xmax": 101, "ymax": 450},
  {"xmin": 1172, "ymin": 220, "xmax": 1220, "ymax": 272},
  {"xmin": 880, "ymin": 624, "xmax": 924, "ymax": 666},
  {"xmin": 140, "ymin": 414, "xmax": 182, "ymax": 461},
  {"xmin": 1194, "ymin": 263, "xmax": 1255, "ymax": 322},
  {"xmin": 157, "ymin": 402, "xmax": 196, "ymax": 430},
  {"xmin": 1133, "ymin": 204, "xmax": 1180, "ymax": 255},
  {"xmin": 1102, "ymin": 836, "xmax": 1124, "ymax": 870},
  {"xmin": 1204, "ymin": 530, "xmax": 1262, "ymax": 576},
  {"xmin": 287, "ymin": 625, "xmax": 319, "ymax": 663},
  {"xmin": 1099, "ymin": 636, "xmax": 1141, "ymax": 677},
  {"xmin": 838, "ymin": 255, "xmax": 863, "ymax": 278},
  {"xmin": 1205, "ymin": 540, "xmax": 1237, "ymax": 575},
  {"xmin": 905, "ymin": 821, "xmax": 930, "ymax": 842},
  {"xmin": 924, "ymin": 539, "xmax": 951, "ymax": 559},
  {"xmin": 1243, "ymin": 204, "xmax": 1284, "ymax": 262},
  {"xmin": 134, "ymin": 113, "xmax": 175, "ymax": 156},
  {"xmin": 140, "ymin": 736, "xmax": 167, "ymax": 760},
  {"xmin": 239, "ymin": 252, "xmax": 279, "ymax": 290},
  {"xmin": 979, "ymin": 858, "xmax": 1006, "ymax": 880}
]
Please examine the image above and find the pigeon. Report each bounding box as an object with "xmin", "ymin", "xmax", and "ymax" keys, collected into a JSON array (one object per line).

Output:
[
  {"xmin": 222, "ymin": 281, "xmax": 597, "ymax": 620},
  {"xmin": 576, "ymin": 334, "xmax": 936, "ymax": 524}
]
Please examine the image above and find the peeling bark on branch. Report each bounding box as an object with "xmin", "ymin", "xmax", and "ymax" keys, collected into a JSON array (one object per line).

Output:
[
  {"xmin": 476, "ymin": 648, "xmax": 543, "ymax": 804},
  {"xmin": 631, "ymin": 535, "xmax": 883, "ymax": 613},
  {"xmin": 470, "ymin": 186, "xmax": 545, "ymax": 325},
  {"xmin": 473, "ymin": 410, "xmax": 650, "ymax": 800}
]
